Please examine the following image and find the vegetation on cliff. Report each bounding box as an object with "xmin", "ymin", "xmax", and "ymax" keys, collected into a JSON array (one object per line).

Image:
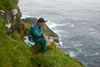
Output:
[
  {"xmin": 0, "ymin": 0, "xmax": 24, "ymax": 39},
  {"xmin": 30, "ymin": 42, "xmax": 84, "ymax": 67},
  {"xmin": 0, "ymin": 18, "xmax": 33, "ymax": 67},
  {"xmin": 0, "ymin": 0, "xmax": 84, "ymax": 67},
  {"xmin": 0, "ymin": 18, "xmax": 84, "ymax": 67},
  {"xmin": 0, "ymin": 0, "xmax": 14, "ymax": 11}
]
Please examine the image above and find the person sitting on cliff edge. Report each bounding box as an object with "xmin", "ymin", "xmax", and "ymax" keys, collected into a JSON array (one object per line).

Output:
[{"xmin": 28, "ymin": 17, "xmax": 48, "ymax": 53}]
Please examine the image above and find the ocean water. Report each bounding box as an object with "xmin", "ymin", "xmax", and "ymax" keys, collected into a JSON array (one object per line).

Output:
[{"xmin": 18, "ymin": 0, "xmax": 100, "ymax": 67}]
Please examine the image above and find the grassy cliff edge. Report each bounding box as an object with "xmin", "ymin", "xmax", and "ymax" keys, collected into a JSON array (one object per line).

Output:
[
  {"xmin": 0, "ymin": 0, "xmax": 84, "ymax": 66},
  {"xmin": 0, "ymin": 18, "xmax": 84, "ymax": 67}
]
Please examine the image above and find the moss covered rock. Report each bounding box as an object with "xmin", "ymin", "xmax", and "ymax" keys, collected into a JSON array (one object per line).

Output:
[
  {"xmin": 0, "ymin": 0, "xmax": 24, "ymax": 39},
  {"xmin": 0, "ymin": 18, "xmax": 33, "ymax": 67}
]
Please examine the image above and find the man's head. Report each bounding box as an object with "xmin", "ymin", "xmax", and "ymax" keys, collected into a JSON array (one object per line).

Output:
[{"xmin": 38, "ymin": 18, "xmax": 47, "ymax": 26}]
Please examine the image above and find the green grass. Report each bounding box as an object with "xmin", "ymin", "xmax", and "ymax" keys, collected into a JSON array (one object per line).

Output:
[
  {"xmin": 12, "ymin": 31, "xmax": 21, "ymax": 40},
  {"xmin": 30, "ymin": 42, "xmax": 84, "ymax": 67},
  {"xmin": 0, "ymin": 18, "xmax": 33, "ymax": 67},
  {"xmin": 23, "ymin": 22, "xmax": 31, "ymax": 30},
  {"xmin": 23, "ymin": 22, "xmax": 31, "ymax": 36},
  {"xmin": 0, "ymin": 0, "xmax": 14, "ymax": 11},
  {"xmin": 0, "ymin": 18, "xmax": 84, "ymax": 67}
]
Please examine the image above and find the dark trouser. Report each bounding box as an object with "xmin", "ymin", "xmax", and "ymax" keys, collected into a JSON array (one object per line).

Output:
[{"xmin": 33, "ymin": 37, "xmax": 46, "ymax": 52}]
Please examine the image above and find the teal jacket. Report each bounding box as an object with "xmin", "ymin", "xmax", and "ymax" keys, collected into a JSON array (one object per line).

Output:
[{"xmin": 28, "ymin": 22, "xmax": 46, "ymax": 42}]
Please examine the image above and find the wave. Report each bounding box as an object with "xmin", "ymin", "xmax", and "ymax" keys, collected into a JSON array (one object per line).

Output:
[
  {"xmin": 68, "ymin": 49, "xmax": 85, "ymax": 57},
  {"xmin": 46, "ymin": 20, "xmax": 67, "ymax": 28},
  {"xmin": 21, "ymin": 15, "xmax": 33, "ymax": 19},
  {"xmin": 84, "ymin": 52, "xmax": 99, "ymax": 57}
]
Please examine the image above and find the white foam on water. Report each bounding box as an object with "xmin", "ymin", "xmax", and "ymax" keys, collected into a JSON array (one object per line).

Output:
[
  {"xmin": 54, "ymin": 30, "xmax": 65, "ymax": 33},
  {"xmin": 71, "ymin": 42, "xmax": 83, "ymax": 48},
  {"xmin": 69, "ymin": 51, "xmax": 76, "ymax": 57},
  {"xmin": 90, "ymin": 28, "xmax": 97, "ymax": 32},
  {"xmin": 95, "ymin": 53, "xmax": 99, "ymax": 55},
  {"xmin": 59, "ymin": 41, "xmax": 63, "ymax": 46},
  {"xmin": 76, "ymin": 50, "xmax": 85, "ymax": 56},
  {"xmin": 46, "ymin": 20, "xmax": 66, "ymax": 39},
  {"xmin": 66, "ymin": 23, "xmax": 75, "ymax": 27},
  {"xmin": 46, "ymin": 20, "xmax": 66, "ymax": 48},
  {"xmin": 84, "ymin": 52, "xmax": 99, "ymax": 57},
  {"xmin": 21, "ymin": 15, "xmax": 33, "ymax": 19},
  {"xmin": 69, "ymin": 49, "xmax": 85, "ymax": 57},
  {"xmin": 46, "ymin": 20, "xmax": 67, "ymax": 28}
]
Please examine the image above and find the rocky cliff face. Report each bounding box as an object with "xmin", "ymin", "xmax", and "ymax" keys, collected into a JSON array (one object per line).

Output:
[{"xmin": 0, "ymin": 0, "xmax": 24, "ymax": 38}]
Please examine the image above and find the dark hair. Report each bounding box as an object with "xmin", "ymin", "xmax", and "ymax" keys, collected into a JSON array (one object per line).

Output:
[{"xmin": 38, "ymin": 18, "xmax": 47, "ymax": 23}]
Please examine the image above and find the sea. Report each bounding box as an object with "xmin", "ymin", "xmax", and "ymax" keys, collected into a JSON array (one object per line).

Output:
[{"xmin": 18, "ymin": 0, "xmax": 100, "ymax": 67}]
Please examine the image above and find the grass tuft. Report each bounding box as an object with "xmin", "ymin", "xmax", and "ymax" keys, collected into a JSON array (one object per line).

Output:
[
  {"xmin": 30, "ymin": 42, "xmax": 84, "ymax": 67},
  {"xmin": 12, "ymin": 31, "xmax": 21, "ymax": 40},
  {"xmin": 0, "ymin": 18, "xmax": 33, "ymax": 67},
  {"xmin": 0, "ymin": 0, "xmax": 14, "ymax": 11}
]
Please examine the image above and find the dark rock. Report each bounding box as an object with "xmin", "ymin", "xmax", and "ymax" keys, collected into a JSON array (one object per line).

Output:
[{"xmin": 22, "ymin": 17, "xmax": 37, "ymax": 24}]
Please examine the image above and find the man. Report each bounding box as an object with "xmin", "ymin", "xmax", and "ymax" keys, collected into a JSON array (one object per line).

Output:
[{"xmin": 28, "ymin": 18, "xmax": 48, "ymax": 52}]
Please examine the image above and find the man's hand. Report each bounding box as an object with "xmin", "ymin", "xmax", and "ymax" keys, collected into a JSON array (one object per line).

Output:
[
  {"xmin": 44, "ymin": 36, "xmax": 48, "ymax": 39},
  {"xmin": 40, "ymin": 32, "xmax": 44, "ymax": 38},
  {"xmin": 40, "ymin": 32, "xmax": 48, "ymax": 39}
]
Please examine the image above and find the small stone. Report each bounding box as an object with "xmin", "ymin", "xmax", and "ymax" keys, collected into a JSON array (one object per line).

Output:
[
  {"xmin": 5, "ymin": 23, "xmax": 11, "ymax": 29},
  {"xmin": 0, "ymin": 10, "xmax": 5, "ymax": 13},
  {"xmin": 12, "ymin": 9, "xmax": 18, "ymax": 15}
]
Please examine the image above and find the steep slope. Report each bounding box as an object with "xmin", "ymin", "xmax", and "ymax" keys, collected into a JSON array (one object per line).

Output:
[
  {"xmin": 0, "ymin": 18, "xmax": 33, "ymax": 67},
  {"xmin": 0, "ymin": 0, "xmax": 84, "ymax": 67}
]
